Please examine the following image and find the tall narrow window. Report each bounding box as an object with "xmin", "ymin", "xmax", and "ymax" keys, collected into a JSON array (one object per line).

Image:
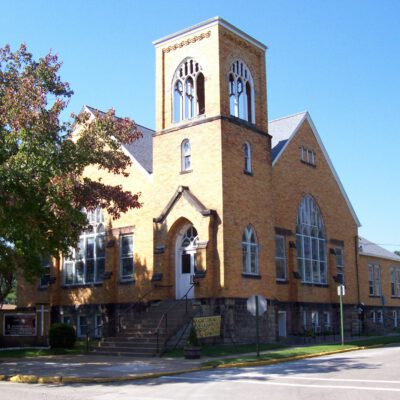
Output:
[
  {"xmin": 228, "ymin": 60, "xmax": 255, "ymax": 123},
  {"xmin": 242, "ymin": 225, "xmax": 259, "ymax": 275},
  {"xmin": 368, "ymin": 263, "xmax": 381, "ymax": 296},
  {"xmin": 368, "ymin": 264, "xmax": 374, "ymax": 295},
  {"xmin": 174, "ymin": 80, "xmax": 183, "ymax": 122},
  {"xmin": 397, "ymin": 270, "xmax": 400, "ymax": 296},
  {"xmin": 275, "ymin": 235, "xmax": 286, "ymax": 281},
  {"xmin": 63, "ymin": 208, "xmax": 105, "ymax": 285},
  {"xmin": 172, "ymin": 58, "xmax": 204, "ymax": 123},
  {"xmin": 336, "ymin": 247, "xmax": 344, "ymax": 284},
  {"xmin": 196, "ymin": 73, "xmax": 205, "ymax": 115},
  {"xmin": 375, "ymin": 265, "xmax": 381, "ymax": 296},
  {"xmin": 120, "ymin": 234, "xmax": 134, "ymax": 281},
  {"xmin": 243, "ymin": 142, "xmax": 252, "ymax": 173},
  {"xmin": 391, "ymin": 268, "xmax": 396, "ymax": 296},
  {"xmin": 296, "ymin": 195, "xmax": 327, "ymax": 284},
  {"xmin": 181, "ymin": 139, "xmax": 192, "ymax": 172}
]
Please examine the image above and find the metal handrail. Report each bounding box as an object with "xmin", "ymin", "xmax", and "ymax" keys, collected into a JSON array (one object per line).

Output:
[
  {"xmin": 85, "ymin": 285, "xmax": 158, "ymax": 351},
  {"xmin": 155, "ymin": 282, "xmax": 196, "ymax": 354}
]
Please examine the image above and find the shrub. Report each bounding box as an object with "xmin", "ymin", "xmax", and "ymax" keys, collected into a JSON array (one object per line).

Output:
[
  {"xmin": 186, "ymin": 324, "xmax": 199, "ymax": 347},
  {"xmin": 49, "ymin": 323, "xmax": 76, "ymax": 349}
]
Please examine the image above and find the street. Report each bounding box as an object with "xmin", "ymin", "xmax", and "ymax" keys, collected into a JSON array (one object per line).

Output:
[{"xmin": 1, "ymin": 345, "xmax": 400, "ymax": 400}]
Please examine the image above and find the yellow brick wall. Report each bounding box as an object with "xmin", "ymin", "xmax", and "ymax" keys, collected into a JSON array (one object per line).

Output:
[
  {"xmin": 272, "ymin": 119, "xmax": 359, "ymax": 305},
  {"xmin": 359, "ymin": 255, "xmax": 400, "ymax": 308}
]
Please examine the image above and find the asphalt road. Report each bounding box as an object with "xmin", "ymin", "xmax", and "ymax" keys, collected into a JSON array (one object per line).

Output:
[{"xmin": 1, "ymin": 345, "xmax": 400, "ymax": 400}]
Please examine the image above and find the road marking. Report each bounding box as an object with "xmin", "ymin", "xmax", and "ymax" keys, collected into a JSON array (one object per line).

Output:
[
  {"xmin": 162, "ymin": 375, "xmax": 400, "ymax": 392},
  {"xmin": 265, "ymin": 375, "xmax": 400, "ymax": 384}
]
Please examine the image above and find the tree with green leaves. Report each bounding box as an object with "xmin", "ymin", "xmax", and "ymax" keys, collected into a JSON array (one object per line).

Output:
[
  {"xmin": 395, "ymin": 251, "xmax": 400, "ymax": 257},
  {"xmin": 0, "ymin": 44, "xmax": 142, "ymax": 304}
]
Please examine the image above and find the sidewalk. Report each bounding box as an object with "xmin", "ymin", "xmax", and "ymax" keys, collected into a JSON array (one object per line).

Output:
[{"xmin": 0, "ymin": 353, "xmax": 212, "ymax": 383}]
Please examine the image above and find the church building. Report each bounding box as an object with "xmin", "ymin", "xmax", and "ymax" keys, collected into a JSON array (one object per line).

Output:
[{"xmin": 15, "ymin": 17, "xmax": 400, "ymax": 353}]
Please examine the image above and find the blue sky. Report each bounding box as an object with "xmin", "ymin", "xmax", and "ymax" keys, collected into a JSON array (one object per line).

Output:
[{"xmin": 2, "ymin": 0, "xmax": 399, "ymax": 252}]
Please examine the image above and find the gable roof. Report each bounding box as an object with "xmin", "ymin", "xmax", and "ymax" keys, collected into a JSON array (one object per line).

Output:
[
  {"xmin": 153, "ymin": 186, "xmax": 216, "ymax": 224},
  {"xmin": 269, "ymin": 111, "xmax": 361, "ymax": 227},
  {"xmin": 359, "ymin": 237, "xmax": 400, "ymax": 262},
  {"xmin": 84, "ymin": 106, "xmax": 154, "ymax": 174}
]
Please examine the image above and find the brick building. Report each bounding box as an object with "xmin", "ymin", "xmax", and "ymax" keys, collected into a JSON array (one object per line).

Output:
[{"xmin": 16, "ymin": 17, "xmax": 400, "ymax": 351}]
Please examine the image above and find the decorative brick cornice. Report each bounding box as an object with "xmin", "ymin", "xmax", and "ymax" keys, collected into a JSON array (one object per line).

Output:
[
  {"xmin": 162, "ymin": 31, "xmax": 211, "ymax": 53},
  {"xmin": 221, "ymin": 29, "xmax": 262, "ymax": 56}
]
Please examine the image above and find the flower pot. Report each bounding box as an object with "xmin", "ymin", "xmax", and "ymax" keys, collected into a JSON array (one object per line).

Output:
[{"xmin": 184, "ymin": 346, "xmax": 201, "ymax": 359}]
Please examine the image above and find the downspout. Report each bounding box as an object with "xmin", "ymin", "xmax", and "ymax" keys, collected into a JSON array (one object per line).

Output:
[{"xmin": 354, "ymin": 235, "xmax": 361, "ymax": 304}]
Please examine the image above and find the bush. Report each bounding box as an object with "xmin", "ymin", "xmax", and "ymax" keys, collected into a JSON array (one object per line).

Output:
[
  {"xmin": 49, "ymin": 323, "xmax": 76, "ymax": 349},
  {"xmin": 186, "ymin": 325, "xmax": 200, "ymax": 347}
]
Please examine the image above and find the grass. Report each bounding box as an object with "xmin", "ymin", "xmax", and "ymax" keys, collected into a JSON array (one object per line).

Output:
[
  {"xmin": 201, "ymin": 335, "xmax": 400, "ymax": 367},
  {"xmin": 0, "ymin": 340, "xmax": 95, "ymax": 359},
  {"xmin": 163, "ymin": 342, "xmax": 284, "ymax": 358}
]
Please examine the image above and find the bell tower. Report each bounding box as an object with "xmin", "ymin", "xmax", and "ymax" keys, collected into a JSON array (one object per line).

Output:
[{"xmin": 152, "ymin": 18, "xmax": 275, "ymax": 299}]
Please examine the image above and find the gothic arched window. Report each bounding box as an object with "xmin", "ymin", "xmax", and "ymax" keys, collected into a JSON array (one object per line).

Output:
[
  {"xmin": 242, "ymin": 225, "xmax": 259, "ymax": 275},
  {"xmin": 173, "ymin": 58, "xmax": 205, "ymax": 123},
  {"xmin": 229, "ymin": 60, "xmax": 255, "ymax": 123},
  {"xmin": 296, "ymin": 196, "xmax": 327, "ymax": 284}
]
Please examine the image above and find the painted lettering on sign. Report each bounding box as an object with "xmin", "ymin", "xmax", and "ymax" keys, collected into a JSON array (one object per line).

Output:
[
  {"xmin": 193, "ymin": 316, "xmax": 221, "ymax": 338},
  {"xmin": 4, "ymin": 314, "xmax": 37, "ymax": 336}
]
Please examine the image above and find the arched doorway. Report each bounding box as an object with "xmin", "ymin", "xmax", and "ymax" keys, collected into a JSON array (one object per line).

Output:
[{"xmin": 175, "ymin": 225, "xmax": 198, "ymax": 299}]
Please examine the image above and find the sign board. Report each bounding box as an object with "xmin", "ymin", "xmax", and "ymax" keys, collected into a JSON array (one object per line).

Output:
[
  {"xmin": 247, "ymin": 295, "xmax": 267, "ymax": 317},
  {"xmin": 337, "ymin": 285, "xmax": 345, "ymax": 296},
  {"xmin": 193, "ymin": 316, "xmax": 221, "ymax": 338},
  {"xmin": 4, "ymin": 314, "xmax": 36, "ymax": 336}
]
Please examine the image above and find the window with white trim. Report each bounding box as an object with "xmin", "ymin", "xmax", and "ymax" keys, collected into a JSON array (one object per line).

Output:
[
  {"xmin": 300, "ymin": 146, "xmax": 316, "ymax": 166},
  {"xmin": 39, "ymin": 258, "xmax": 51, "ymax": 288},
  {"xmin": 120, "ymin": 234, "xmax": 134, "ymax": 281},
  {"xmin": 296, "ymin": 195, "xmax": 327, "ymax": 284},
  {"xmin": 322, "ymin": 311, "xmax": 331, "ymax": 330},
  {"xmin": 391, "ymin": 268, "xmax": 396, "ymax": 296},
  {"xmin": 173, "ymin": 58, "xmax": 205, "ymax": 122},
  {"xmin": 243, "ymin": 142, "xmax": 252, "ymax": 173},
  {"xmin": 370, "ymin": 310, "xmax": 376, "ymax": 323},
  {"xmin": 229, "ymin": 60, "xmax": 255, "ymax": 123},
  {"xmin": 336, "ymin": 247, "xmax": 344, "ymax": 284},
  {"xmin": 390, "ymin": 267, "xmax": 400, "ymax": 297},
  {"xmin": 368, "ymin": 263, "xmax": 381, "ymax": 296},
  {"xmin": 64, "ymin": 208, "xmax": 105, "ymax": 285},
  {"xmin": 181, "ymin": 139, "xmax": 192, "ymax": 172},
  {"xmin": 377, "ymin": 310, "xmax": 383, "ymax": 324},
  {"xmin": 94, "ymin": 314, "xmax": 103, "ymax": 338},
  {"xmin": 77, "ymin": 315, "xmax": 88, "ymax": 337},
  {"xmin": 311, "ymin": 311, "xmax": 319, "ymax": 331},
  {"xmin": 242, "ymin": 225, "xmax": 259, "ymax": 275},
  {"xmin": 275, "ymin": 235, "xmax": 286, "ymax": 281}
]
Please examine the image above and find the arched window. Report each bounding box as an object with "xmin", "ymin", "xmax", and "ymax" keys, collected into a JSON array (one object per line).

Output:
[
  {"xmin": 229, "ymin": 60, "xmax": 255, "ymax": 123},
  {"xmin": 64, "ymin": 207, "xmax": 105, "ymax": 285},
  {"xmin": 172, "ymin": 58, "xmax": 205, "ymax": 123},
  {"xmin": 181, "ymin": 139, "xmax": 192, "ymax": 172},
  {"xmin": 243, "ymin": 142, "xmax": 252, "ymax": 173},
  {"xmin": 296, "ymin": 196, "xmax": 327, "ymax": 284},
  {"xmin": 242, "ymin": 225, "xmax": 259, "ymax": 275}
]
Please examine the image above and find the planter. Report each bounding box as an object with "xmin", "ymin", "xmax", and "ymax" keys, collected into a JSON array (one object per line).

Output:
[{"xmin": 184, "ymin": 346, "xmax": 201, "ymax": 359}]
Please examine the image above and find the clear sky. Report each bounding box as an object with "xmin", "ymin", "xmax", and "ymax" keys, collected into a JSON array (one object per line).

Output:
[{"xmin": 1, "ymin": 0, "xmax": 399, "ymax": 252}]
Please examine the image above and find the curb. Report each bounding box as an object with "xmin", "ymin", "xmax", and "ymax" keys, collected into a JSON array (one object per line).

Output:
[{"xmin": 0, "ymin": 344, "xmax": 385, "ymax": 385}]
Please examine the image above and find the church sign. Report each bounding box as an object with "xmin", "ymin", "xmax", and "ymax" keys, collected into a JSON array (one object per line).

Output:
[
  {"xmin": 4, "ymin": 314, "xmax": 37, "ymax": 336},
  {"xmin": 193, "ymin": 316, "xmax": 221, "ymax": 338}
]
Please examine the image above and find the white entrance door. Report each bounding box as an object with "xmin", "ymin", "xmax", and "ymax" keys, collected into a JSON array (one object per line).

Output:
[
  {"xmin": 278, "ymin": 311, "xmax": 287, "ymax": 337},
  {"xmin": 176, "ymin": 226, "xmax": 198, "ymax": 299}
]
